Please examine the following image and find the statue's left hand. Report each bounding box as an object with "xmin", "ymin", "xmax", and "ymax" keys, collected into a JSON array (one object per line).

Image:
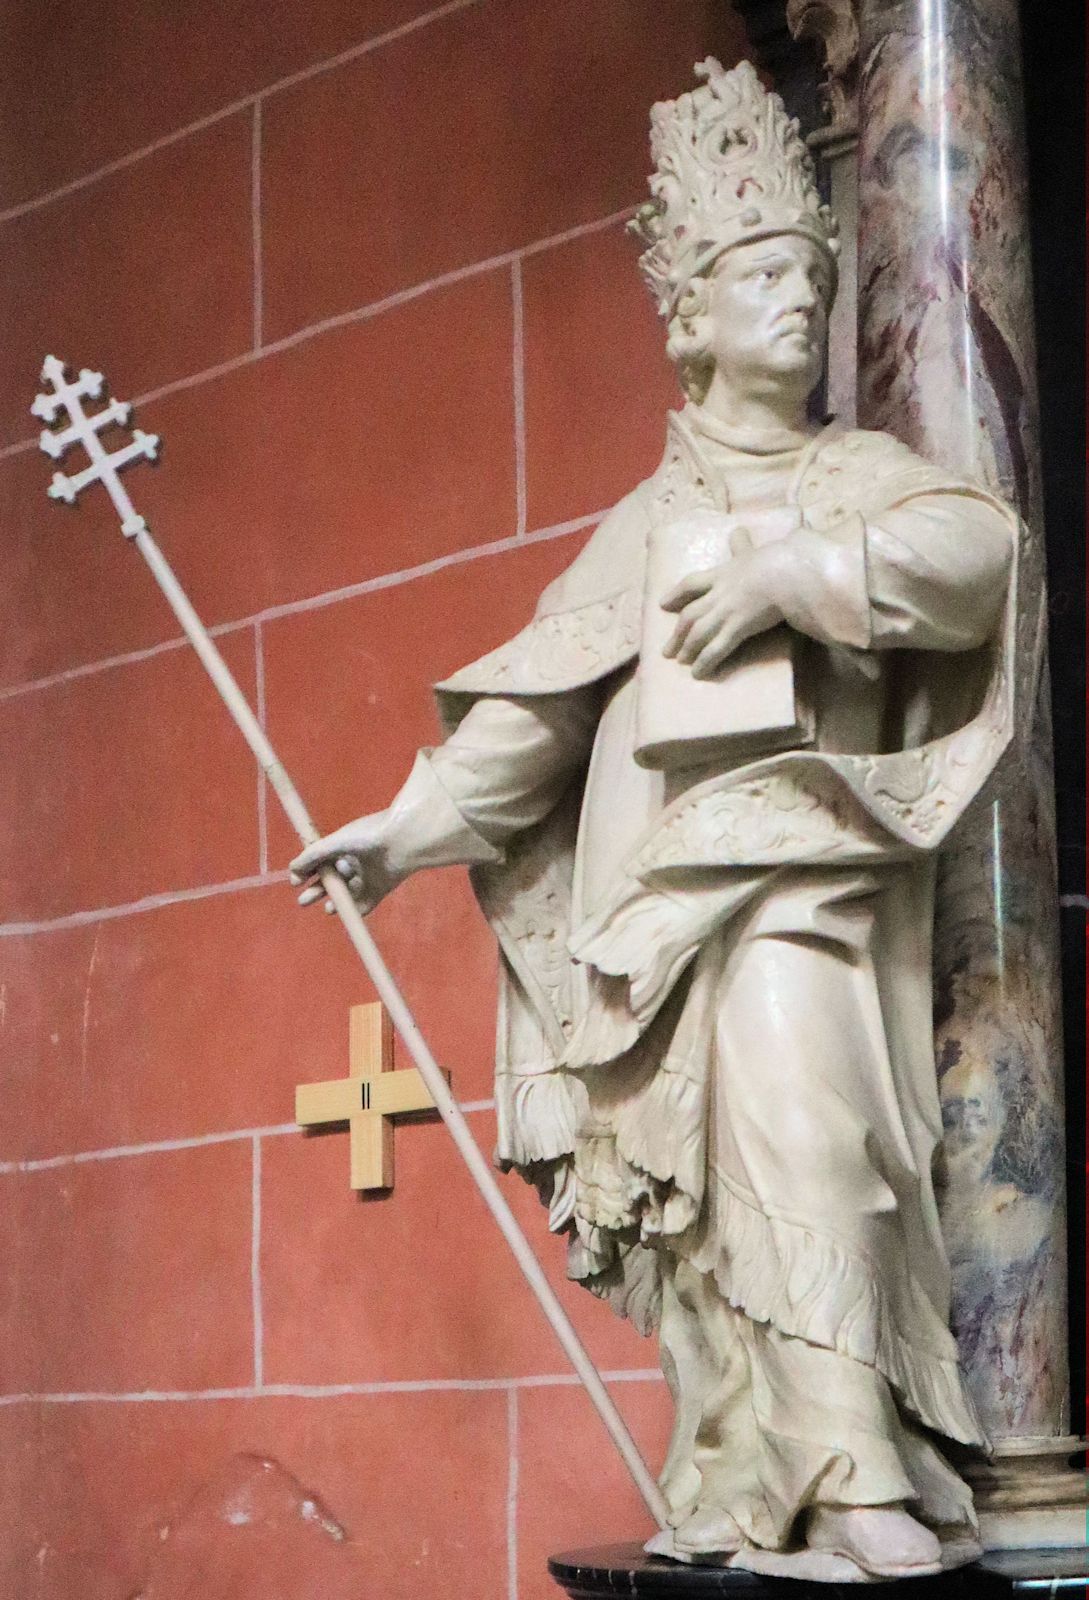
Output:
[
  {"xmin": 289, "ymin": 811, "xmax": 402, "ymax": 915},
  {"xmin": 661, "ymin": 537, "xmax": 786, "ymax": 679}
]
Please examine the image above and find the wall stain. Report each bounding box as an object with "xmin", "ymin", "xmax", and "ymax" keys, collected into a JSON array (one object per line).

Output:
[{"xmin": 128, "ymin": 1453, "xmax": 367, "ymax": 1600}]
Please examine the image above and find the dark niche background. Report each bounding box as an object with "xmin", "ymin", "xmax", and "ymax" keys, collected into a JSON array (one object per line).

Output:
[{"xmin": 1021, "ymin": 0, "xmax": 1086, "ymax": 1438}]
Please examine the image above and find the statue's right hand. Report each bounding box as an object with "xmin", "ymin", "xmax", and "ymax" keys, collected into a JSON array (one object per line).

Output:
[{"xmin": 289, "ymin": 812, "xmax": 399, "ymax": 916}]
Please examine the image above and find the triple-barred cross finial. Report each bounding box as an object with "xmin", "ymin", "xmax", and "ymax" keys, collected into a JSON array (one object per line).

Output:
[{"xmin": 32, "ymin": 355, "xmax": 159, "ymax": 536}]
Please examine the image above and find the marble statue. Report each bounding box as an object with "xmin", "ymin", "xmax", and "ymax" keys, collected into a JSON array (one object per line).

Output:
[{"xmin": 292, "ymin": 59, "xmax": 1019, "ymax": 1582}]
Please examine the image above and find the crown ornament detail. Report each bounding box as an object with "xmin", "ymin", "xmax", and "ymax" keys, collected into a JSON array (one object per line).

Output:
[{"xmin": 630, "ymin": 58, "xmax": 840, "ymax": 319}]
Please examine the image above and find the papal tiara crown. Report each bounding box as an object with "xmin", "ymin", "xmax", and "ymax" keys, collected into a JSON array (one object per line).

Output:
[{"xmin": 630, "ymin": 58, "xmax": 840, "ymax": 319}]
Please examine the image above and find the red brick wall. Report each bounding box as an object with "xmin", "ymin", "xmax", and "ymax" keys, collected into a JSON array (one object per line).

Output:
[{"xmin": 0, "ymin": 5, "xmax": 747, "ymax": 1595}]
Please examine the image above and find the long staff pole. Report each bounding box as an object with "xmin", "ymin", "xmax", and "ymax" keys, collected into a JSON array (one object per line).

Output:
[{"xmin": 34, "ymin": 358, "xmax": 669, "ymax": 1531}]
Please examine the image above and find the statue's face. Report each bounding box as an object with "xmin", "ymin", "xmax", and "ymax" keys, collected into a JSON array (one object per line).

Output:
[{"xmin": 705, "ymin": 234, "xmax": 832, "ymax": 398}]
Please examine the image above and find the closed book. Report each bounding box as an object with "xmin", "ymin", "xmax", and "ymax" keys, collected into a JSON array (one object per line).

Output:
[{"xmin": 635, "ymin": 507, "xmax": 814, "ymax": 771}]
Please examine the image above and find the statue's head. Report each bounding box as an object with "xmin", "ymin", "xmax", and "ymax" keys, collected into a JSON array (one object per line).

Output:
[{"xmin": 631, "ymin": 60, "xmax": 840, "ymax": 406}]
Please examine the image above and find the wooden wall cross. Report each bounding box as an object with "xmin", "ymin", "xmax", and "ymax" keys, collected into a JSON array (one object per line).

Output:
[{"xmin": 295, "ymin": 1002, "xmax": 445, "ymax": 1190}]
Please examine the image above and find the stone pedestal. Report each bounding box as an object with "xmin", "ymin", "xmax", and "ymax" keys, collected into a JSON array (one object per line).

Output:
[{"xmin": 548, "ymin": 1542, "xmax": 1089, "ymax": 1597}]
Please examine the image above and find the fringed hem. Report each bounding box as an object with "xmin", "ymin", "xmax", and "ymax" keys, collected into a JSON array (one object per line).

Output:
[
  {"xmin": 612, "ymin": 1058, "xmax": 707, "ymax": 1237},
  {"xmin": 690, "ymin": 1175, "xmax": 986, "ymax": 1448},
  {"xmin": 494, "ymin": 1068, "xmax": 580, "ymax": 1170},
  {"xmin": 495, "ymin": 1069, "xmax": 583, "ymax": 1233},
  {"xmin": 561, "ymin": 970, "xmax": 642, "ymax": 1067},
  {"xmin": 570, "ymin": 1233, "xmax": 662, "ymax": 1336},
  {"xmin": 564, "ymin": 1056, "xmax": 706, "ymax": 1242}
]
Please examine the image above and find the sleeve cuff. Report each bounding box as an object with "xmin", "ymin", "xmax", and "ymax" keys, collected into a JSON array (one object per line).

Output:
[
  {"xmin": 382, "ymin": 752, "xmax": 504, "ymax": 875},
  {"xmin": 771, "ymin": 512, "xmax": 873, "ymax": 651}
]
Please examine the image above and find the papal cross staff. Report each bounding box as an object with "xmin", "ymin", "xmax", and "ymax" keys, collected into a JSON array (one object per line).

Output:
[{"xmin": 33, "ymin": 356, "xmax": 668, "ymax": 1529}]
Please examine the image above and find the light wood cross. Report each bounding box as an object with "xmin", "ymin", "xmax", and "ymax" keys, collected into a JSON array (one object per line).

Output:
[{"xmin": 295, "ymin": 1002, "xmax": 444, "ymax": 1189}]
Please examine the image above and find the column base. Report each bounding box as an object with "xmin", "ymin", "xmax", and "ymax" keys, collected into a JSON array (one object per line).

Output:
[{"xmin": 967, "ymin": 1435, "xmax": 1088, "ymax": 1551}]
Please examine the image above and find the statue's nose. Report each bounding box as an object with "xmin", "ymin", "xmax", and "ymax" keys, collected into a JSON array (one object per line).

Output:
[{"xmin": 791, "ymin": 274, "xmax": 819, "ymax": 311}]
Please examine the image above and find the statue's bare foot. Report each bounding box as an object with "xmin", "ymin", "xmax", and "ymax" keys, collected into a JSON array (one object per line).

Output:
[
  {"xmin": 807, "ymin": 1505, "xmax": 943, "ymax": 1577},
  {"xmin": 672, "ymin": 1504, "xmax": 744, "ymax": 1556}
]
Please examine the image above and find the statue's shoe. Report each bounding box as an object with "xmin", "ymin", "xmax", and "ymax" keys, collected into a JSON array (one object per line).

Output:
[
  {"xmin": 806, "ymin": 1506, "xmax": 944, "ymax": 1578},
  {"xmin": 672, "ymin": 1505, "xmax": 745, "ymax": 1557}
]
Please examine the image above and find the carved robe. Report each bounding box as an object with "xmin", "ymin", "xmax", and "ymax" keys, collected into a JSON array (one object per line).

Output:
[{"xmin": 385, "ymin": 408, "xmax": 1015, "ymax": 1547}]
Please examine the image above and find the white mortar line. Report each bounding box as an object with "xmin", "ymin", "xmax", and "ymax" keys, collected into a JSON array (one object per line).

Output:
[
  {"xmin": 0, "ymin": 606, "xmax": 250, "ymax": 703},
  {"xmin": 257, "ymin": 1370, "xmax": 666, "ymax": 1395},
  {"xmin": 0, "ymin": 1387, "xmax": 260, "ymax": 1405},
  {"xmin": 0, "ymin": 0, "xmax": 483, "ymax": 227},
  {"xmin": 1059, "ymin": 893, "xmax": 1089, "ymax": 910},
  {"xmin": 0, "ymin": 105, "xmax": 253, "ymax": 227},
  {"xmin": 511, "ymin": 259, "xmax": 527, "ymax": 537},
  {"xmin": 0, "ymin": 871, "xmax": 285, "ymax": 939},
  {"xmin": 0, "ymin": 634, "xmax": 190, "ymax": 702},
  {"xmin": 229, "ymin": 208, "xmax": 637, "ymax": 370},
  {"xmin": 227, "ymin": 514, "xmax": 602, "ymax": 631},
  {"xmin": 0, "ymin": 512, "xmax": 603, "ymax": 706},
  {"xmin": 507, "ymin": 1386, "xmax": 520, "ymax": 1600},
  {"xmin": 251, "ymin": 100, "xmax": 264, "ymax": 351},
  {"xmin": 2, "ymin": 209, "xmax": 635, "ymax": 461},
  {"xmin": 78, "ymin": 926, "xmax": 102, "ymax": 1092},
  {"xmin": 252, "ymin": 1135, "xmax": 264, "ymax": 1388},
  {"xmin": 249, "ymin": 0, "xmax": 482, "ymax": 101},
  {"xmin": 0, "ymin": 1123, "xmax": 297, "ymax": 1174},
  {"xmin": 520, "ymin": 208, "xmax": 637, "ymax": 261},
  {"xmin": 0, "ymin": 435, "xmax": 38, "ymax": 461},
  {"xmin": 0, "ymin": 1101, "xmax": 494, "ymax": 1173},
  {"xmin": 253, "ymin": 621, "xmax": 269, "ymax": 873},
  {"xmin": 117, "ymin": 348, "xmax": 262, "ymax": 411},
  {"xmin": 0, "ymin": 1371, "xmax": 665, "ymax": 1406}
]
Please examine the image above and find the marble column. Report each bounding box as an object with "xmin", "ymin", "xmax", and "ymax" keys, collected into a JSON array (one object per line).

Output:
[
  {"xmin": 787, "ymin": 0, "xmax": 860, "ymax": 423},
  {"xmin": 855, "ymin": 0, "xmax": 1083, "ymax": 1547}
]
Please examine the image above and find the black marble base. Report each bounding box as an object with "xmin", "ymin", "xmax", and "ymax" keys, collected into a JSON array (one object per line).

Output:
[{"xmin": 548, "ymin": 1543, "xmax": 1089, "ymax": 1598}]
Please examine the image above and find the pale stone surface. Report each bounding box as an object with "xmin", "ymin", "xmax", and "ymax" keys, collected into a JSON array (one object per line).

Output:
[
  {"xmin": 293, "ymin": 61, "xmax": 1019, "ymax": 1580},
  {"xmin": 636, "ymin": 505, "xmax": 810, "ymax": 769},
  {"xmin": 979, "ymin": 1509, "xmax": 1089, "ymax": 1553}
]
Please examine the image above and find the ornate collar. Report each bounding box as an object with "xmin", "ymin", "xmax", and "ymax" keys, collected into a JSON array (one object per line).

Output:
[{"xmin": 683, "ymin": 403, "xmax": 827, "ymax": 457}]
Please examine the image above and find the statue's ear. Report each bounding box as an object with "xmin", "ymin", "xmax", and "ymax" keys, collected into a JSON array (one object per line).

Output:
[
  {"xmin": 677, "ymin": 275, "xmax": 712, "ymax": 328},
  {"xmin": 666, "ymin": 277, "xmax": 713, "ymax": 365}
]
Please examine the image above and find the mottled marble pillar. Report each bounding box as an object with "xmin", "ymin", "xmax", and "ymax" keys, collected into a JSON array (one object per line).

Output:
[
  {"xmin": 787, "ymin": 0, "xmax": 860, "ymax": 423},
  {"xmin": 855, "ymin": 0, "xmax": 1083, "ymax": 1544}
]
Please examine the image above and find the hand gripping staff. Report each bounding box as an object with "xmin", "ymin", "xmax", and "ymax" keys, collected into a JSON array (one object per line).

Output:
[{"xmin": 33, "ymin": 357, "xmax": 669, "ymax": 1530}]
